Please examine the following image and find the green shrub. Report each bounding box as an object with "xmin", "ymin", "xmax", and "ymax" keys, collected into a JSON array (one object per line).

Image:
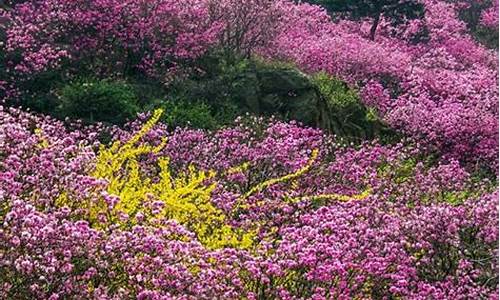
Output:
[
  {"xmin": 312, "ymin": 72, "xmax": 392, "ymax": 142},
  {"xmin": 314, "ymin": 73, "xmax": 360, "ymax": 110},
  {"xmin": 165, "ymin": 57, "xmax": 395, "ymax": 141},
  {"xmin": 472, "ymin": 26, "xmax": 499, "ymax": 49},
  {"xmin": 161, "ymin": 99, "xmax": 238, "ymax": 130},
  {"xmin": 56, "ymin": 79, "xmax": 140, "ymax": 124},
  {"xmin": 165, "ymin": 57, "xmax": 318, "ymax": 126},
  {"xmin": 11, "ymin": 70, "xmax": 65, "ymax": 114}
]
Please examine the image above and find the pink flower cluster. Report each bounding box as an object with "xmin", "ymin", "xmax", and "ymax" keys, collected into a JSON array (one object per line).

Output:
[
  {"xmin": 1, "ymin": 0, "xmax": 222, "ymax": 77},
  {"xmin": 0, "ymin": 107, "xmax": 497, "ymax": 299},
  {"xmin": 481, "ymin": 0, "xmax": 499, "ymax": 29},
  {"xmin": 1, "ymin": 0, "xmax": 497, "ymax": 170}
]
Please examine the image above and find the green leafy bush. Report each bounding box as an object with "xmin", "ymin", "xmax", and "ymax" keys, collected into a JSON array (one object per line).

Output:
[
  {"xmin": 56, "ymin": 79, "xmax": 140, "ymax": 124},
  {"xmin": 161, "ymin": 99, "xmax": 238, "ymax": 130},
  {"xmin": 165, "ymin": 58, "xmax": 394, "ymax": 141},
  {"xmin": 312, "ymin": 72, "xmax": 392, "ymax": 142}
]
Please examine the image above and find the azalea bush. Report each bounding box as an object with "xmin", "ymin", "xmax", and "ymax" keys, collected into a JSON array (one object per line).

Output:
[
  {"xmin": 262, "ymin": 0, "xmax": 499, "ymax": 171},
  {"xmin": 0, "ymin": 106, "xmax": 497, "ymax": 299},
  {"xmin": 1, "ymin": 0, "xmax": 221, "ymax": 77}
]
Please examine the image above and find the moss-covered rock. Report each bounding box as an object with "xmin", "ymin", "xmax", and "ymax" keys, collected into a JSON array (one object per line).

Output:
[
  {"xmin": 235, "ymin": 61, "xmax": 322, "ymax": 126},
  {"xmin": 165, "ymin": 58, "xmax": 390, "ymax": 141}
]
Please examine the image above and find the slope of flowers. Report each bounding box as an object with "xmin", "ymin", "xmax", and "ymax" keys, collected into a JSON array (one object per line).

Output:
[
  {"xmin": 0, "ymin": 0, "xmax": 498, "ymax": 297},
  {"xmin": 0, "ymin": 107, "xmax": 497, "ymax": 299},
  {"xmin": 1, "ymin": 0, "xmax": 498, "ymax": 171},
  {"xmin": 263, "ymin": 0, "xmax": 499, "ymax": 171}
]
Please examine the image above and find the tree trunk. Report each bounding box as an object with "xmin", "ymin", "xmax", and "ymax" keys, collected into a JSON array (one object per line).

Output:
[{"xmin": 370, "ymin": 13, "xmax": 381, "ymax": 41}]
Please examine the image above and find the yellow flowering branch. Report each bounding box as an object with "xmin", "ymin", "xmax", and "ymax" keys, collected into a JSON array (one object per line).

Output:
[
  {"xmin": 242, "ymin": 149, "xmax": 320, "ymax": 199},
  {"xmin": 235, "ymin": 149, "xmax": 370, "ymax": 211},
  {"xmin": 88, "ymin": 108, "xmax": 255, "ymax": 249},
  {"xmin": 287, "ymin": 189, "xmax": 371, "ymax": 204}
]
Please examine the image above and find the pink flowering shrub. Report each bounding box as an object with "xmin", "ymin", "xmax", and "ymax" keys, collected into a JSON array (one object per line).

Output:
[
  {"xmin": 0, "ymin": 106, "xmax": 497, "ymax": 299},
  {"xmin": 481, "ymin": 0, "xmax": 499, "ymax": 29},
  {"xmin": 1, "ymin": 0, "xmax": 221, "ymax": 79},
  {"xmin": 260, "ymin": 0, "xmax": 499, "ymax": 170}
]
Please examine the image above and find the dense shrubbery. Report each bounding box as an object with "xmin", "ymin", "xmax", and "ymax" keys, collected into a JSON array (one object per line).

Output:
[
  {"xmin": 0, "ymin": 0, "xmax": 498, "ymax": 298},
  {"xmin": 56, "ymin": 79, "xmax": 140, "ymax": 124},
  {"xmin": 0, "ymin": 107, "xmax": 497, "ymax": 298},
  {"xmin": 1, "ymin": 0, "xmax": 498, "ymax": 168},
  {"xmin": 160, "ymin": 99, "xmax": 237, "ymax": 130},
  {"xmin": 160, "ymin": 58, "xmax": 388, "ymax": 138}
]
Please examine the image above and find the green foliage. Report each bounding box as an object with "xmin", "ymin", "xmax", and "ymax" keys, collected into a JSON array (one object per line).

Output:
[
  {"xmin": 167, "ymin": 57, "xmax": 252, "ymax": 107},
  {"xmin": 166, "ymin": 57, "xmax": 394, "ymax": 141},
  {"xmin": 12, "ymin": 70, "xmax": 65, "ymax": 114},
  {"xmin": 56, "ymin": 78, "xmax": 140, "ymax": 125},
  {"xmin": 312, "ymin": 72, "xmax": 391, "ymax": 142},
  {"xmin": 472, "ymin": 26, "xmax": 499, "ymax": 49},
  {"xmin": 161, "ymin": 99, "xmax": 238, "ymax": 130},
  {"xmin": 166, "ymin": 57, "xmax": 322, "ymax": 128},
  {"xmin": 314, "ymin": 73, "xmax": 359, "ymax": 109}
]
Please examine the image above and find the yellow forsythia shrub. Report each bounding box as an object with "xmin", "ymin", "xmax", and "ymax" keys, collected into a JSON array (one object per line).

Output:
[{"xmin": 89, "ymin": 109, "xmax": 255, "ymax": 250}]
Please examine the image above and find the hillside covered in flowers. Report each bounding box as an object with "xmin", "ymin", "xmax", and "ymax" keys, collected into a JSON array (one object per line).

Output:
[{"xmin": 0, "ymin": 0, "xmax": 498, "ymax": 299}]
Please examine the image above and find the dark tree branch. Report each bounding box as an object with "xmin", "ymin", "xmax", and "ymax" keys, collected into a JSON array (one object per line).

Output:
[{"xmin": 370, "ymin": 12, "xmax": 381, "ymax": 41}]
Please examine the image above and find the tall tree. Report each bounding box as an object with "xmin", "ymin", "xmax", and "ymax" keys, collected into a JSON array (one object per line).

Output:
[{"xmin": 304, "ymin": 0, "xmax": 425, "ymax": 40}]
